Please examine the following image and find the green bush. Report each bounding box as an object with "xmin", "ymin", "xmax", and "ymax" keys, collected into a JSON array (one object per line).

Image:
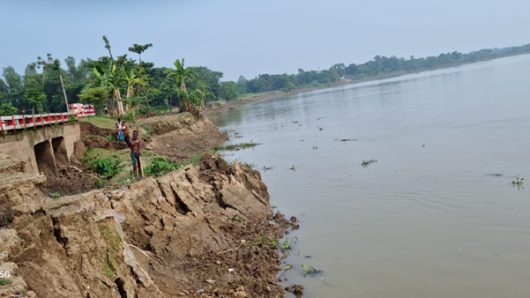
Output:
[
  {"xmin": 145, "ymin": 157, "xmax": 179, "ymax": 177},
  {"xmin": 86, "ymin": 156, "xmax": 123, "ymax": 179},
  {"xmin": 0, "ymin": 103, "xmax": 17, "ymax": 116}
]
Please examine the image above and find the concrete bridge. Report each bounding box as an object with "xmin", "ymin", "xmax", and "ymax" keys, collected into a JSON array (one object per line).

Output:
[{"xmin": 0, "ymin": 123, "xmax": 81, "ymax": 174}]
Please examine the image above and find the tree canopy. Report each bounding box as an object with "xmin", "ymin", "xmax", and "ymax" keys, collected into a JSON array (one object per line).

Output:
[{"xmin": 1, "ymin": 40, "xmax": 530, "ymax": 116}]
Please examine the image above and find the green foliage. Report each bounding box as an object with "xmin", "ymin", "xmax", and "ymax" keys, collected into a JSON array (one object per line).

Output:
[
  {"xmin": 0, "ymin": 102, "xmax": 17, "ymax": 115},
  {"xmin": 0, "ymin": 278, "xmax": 11, "ymax": 286},
  {"xmin": 85, "ymin": 155, "xmax": 123, "ymax": 178},
  {"xmin": 80, "ymin": 116, "xmax": 115, "ymax": 129},
  {"xmin": 218, "ymin": 81, "xmax": 240, "ymax": 100},
  {"xmin": 144, "ymin": 157, "xmax": 179, "ymax": 177},
  {"xmin": 79, "ymin": 86, "xmax": 109, "ymax": 110},
  {"xmin": 48, "ymin": 192, "xmax": 61, "ymax": 199},
  {"xmin": 97, "ymin": 223, "xmax": 123, "ymax": 279},
  {"xmin": 2, "ymin": 42, "xmax": 530, "ymax": 114},
  {"xmin": 23, "ymin": 66, "xmax": 47, "ymax": 112},
  {"xmin": 128, "ymin": 43, "xmax": 153, "ymax": 64}
]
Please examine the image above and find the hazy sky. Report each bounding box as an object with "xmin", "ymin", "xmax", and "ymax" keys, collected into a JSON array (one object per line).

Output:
[{"xmin": 1, "ymin": 0, "xmax": 529, "ymax": 80}]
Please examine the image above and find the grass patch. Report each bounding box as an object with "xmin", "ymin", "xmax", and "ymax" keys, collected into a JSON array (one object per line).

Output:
[
  {"xmin": 97, "ymin": 223, "xmax": 123, "ymax": 279},
  {"xmin": 83, "ymin": 147, "xmax": 203, "ymax": 187},
  {"xmin": 80, "ymin": 116, "xmax": 117, "ymax": 130},
  {"xmin": 48, "ymin": 192, "xmax": 61, "ymax": 200},
  {"xmin": 181, "ymin": 152, "xmax": 207, "ymax": 166},
  {"xmin": 215, "ymin": 142, "xmax": 259, "ymax": 152},
  {"xmin": 0, "ymin": 278, "xmax": 11, "ymax": 286}
]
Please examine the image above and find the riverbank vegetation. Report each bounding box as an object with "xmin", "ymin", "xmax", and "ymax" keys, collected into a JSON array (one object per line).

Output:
[{"xmin": 1, "ymin": 40, "xmax": 530, "ymax": 116}]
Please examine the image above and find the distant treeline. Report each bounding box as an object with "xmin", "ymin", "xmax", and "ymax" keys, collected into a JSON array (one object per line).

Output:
[
  {"xmin": 239, "ymin": 43, "xmax": 530, "ymax": 93},
  {"xmin": 1, "ymin": 41, "xmax": 530, "ymax": 116}
]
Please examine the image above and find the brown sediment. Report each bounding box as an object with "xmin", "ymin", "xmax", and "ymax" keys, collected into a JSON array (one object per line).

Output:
[{"xmin": 143, "ymin": 113, "xmax": 228, "ymax": 162}]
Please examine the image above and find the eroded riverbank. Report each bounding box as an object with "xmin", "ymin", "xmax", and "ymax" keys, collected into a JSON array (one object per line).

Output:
[{"xmin": 0, "ymin": 113, "xmax": 298, "ymax": 297}]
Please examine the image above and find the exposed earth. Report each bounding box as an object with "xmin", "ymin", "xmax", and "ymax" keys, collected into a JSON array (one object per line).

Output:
[{"xmin": 0, "ymin": 112, "xmax": 299, "ymax": 297}]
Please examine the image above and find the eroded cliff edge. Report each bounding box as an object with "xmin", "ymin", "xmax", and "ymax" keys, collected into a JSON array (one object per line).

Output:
[{"xmin": 0, "ymin": 116, "xmax": 293, "ymax": 297}]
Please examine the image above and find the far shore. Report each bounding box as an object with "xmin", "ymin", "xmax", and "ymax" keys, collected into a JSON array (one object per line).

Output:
[{"xmin": 205, "ymin": 51, "xmax": 530, "ymax": 116}]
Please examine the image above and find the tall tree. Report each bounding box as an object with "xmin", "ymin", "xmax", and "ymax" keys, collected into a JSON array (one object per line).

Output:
[
  {"xmin": 128, "ymin": 43, "xmax": 153, "ymax": 64},
  {"xmin": 23, "ymin": 63, "xmax": 47, "ymax": 113},
  {"xmin": 166, "ymin": 59, "xmax": 198, "ymax": 112},
  {"xmin": 92, "ymin": 36, "xmax": 125, "ymax": 115}
]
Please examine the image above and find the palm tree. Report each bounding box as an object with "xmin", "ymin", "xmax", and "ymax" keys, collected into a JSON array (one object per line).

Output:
[
  {"xmin": 128, "ymin": 43, "xmax": 153, "ymax": 64},
  {"xmin": 166, "ymin": 59, "xmax": 198, "ymax": 112}
]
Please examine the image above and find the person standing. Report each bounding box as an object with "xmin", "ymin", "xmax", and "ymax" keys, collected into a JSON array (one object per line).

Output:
[
  {"xmin": 116, "ymin": 118, "xmax": 124, "ymax": 142},
  {"xmin": 122, "ymin": 121, "xmax": 131, "ymax": 148},
  {"xmin": 130, "ymin": 130, "xmax": 143, "ymax": 178}
]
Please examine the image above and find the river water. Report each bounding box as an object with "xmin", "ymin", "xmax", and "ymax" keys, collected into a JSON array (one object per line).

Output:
[{"xmin": 214, "ymin": 54, "xmax": 530, "ymax": 298}]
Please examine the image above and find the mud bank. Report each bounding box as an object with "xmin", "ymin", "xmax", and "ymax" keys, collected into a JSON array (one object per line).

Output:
[{"xmin": 0, "ymin": 152, "xmax": 294, "ymax": 297}]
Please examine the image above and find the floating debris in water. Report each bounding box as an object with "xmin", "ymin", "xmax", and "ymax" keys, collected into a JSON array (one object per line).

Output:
[
  {"xmin": 335, "ymin": 138, "xmax": 357, "ymax": 142},
  {"xmin": 361, "ymin": 159, "xmax": 378, "ymax": 168},
  {"xmin": 300, "ymin": 264, "xmax": 322, "ymax": 277},
  {"xmin": 512, "ymin": 176, "xmax": 524, "ymax": 186},
  {"xmin": 289, "ymin": 165, "xmax": 296, "ymax": 171},
  {"xmin": 485, "ymin": 173, "xmax": 504, "ymax": 177},
  {"xmin": 283, "ymin": 264, "xmax": 293, "ymax": 271}
]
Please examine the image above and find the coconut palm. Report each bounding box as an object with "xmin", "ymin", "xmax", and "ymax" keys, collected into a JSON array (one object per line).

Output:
[{"xmin": 128, "ymin": 43, "xmax": 153, "ymax": 64}]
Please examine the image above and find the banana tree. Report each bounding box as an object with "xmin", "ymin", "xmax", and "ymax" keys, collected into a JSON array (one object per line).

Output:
[
  {"xmin": 92, "ymin": 60, "xmax": 125, "ymax": 115},
  {"xmin": 123, "ymin": 65, "xmax": 147, "ymax": 115},
  {"xmin": 165, "ymin": 59, "xmax": 198, "ymax": 112}
]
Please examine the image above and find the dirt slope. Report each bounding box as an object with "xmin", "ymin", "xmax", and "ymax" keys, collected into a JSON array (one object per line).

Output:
[
  {"xmin": 0, "ymin": 153, "xmax": 292, "ymax": 297},
  {"xmin": 141, "ymin": 113, "xmax": 228, "ymax": 161}
]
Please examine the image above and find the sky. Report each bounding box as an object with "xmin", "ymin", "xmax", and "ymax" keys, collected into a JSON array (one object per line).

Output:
[{"xmin": 1, "ymin": 0, "xmax": 529, "ymax": 80}]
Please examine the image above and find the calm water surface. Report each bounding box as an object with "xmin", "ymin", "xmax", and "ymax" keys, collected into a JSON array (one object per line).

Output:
[{"xmin": 215, "ymin": 55, "xmax": 530, "ymax": 298}]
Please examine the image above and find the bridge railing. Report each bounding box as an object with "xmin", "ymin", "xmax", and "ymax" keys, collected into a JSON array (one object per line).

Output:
[{"xmin": 0, "ymin": 112, "xmax": 75, "ymax": 132}]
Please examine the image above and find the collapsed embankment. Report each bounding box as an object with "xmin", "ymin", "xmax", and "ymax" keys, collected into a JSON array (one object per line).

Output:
[
  {"xmin": 0, "ymin": 113, "xmax": 296, "ymax": 297},
  {"xmin": 1, "ymin": 153, "xmax": 294, "ymax": 297}
]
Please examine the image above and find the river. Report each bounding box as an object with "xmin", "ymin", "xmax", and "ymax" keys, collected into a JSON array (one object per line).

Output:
[{"xmin": 214, "ymin": 54, "xmax": 530, "ymax": 298}]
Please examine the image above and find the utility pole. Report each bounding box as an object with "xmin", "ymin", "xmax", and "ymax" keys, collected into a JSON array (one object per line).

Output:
[{"xmin": 59, "ymin": 74, "xmax": 70, "ymax": 113}]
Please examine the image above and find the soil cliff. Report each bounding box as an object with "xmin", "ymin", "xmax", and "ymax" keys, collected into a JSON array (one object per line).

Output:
[
  {"xmin": 0, "ymin": 153, "xmax": 290, "ymax": 297},
  {"xmin": 0, "ymin": 113, "xmax": 293, "ymax": 297}
]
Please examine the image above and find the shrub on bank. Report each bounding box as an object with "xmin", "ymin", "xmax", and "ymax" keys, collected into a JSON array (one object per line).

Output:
[
  {"xmin": 85, "ymin": 156, "xmax": 123, "ymax": 179},
  {"xmin": 145, "ymin": 157, "xmax": 179, "ymax": 177}
]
